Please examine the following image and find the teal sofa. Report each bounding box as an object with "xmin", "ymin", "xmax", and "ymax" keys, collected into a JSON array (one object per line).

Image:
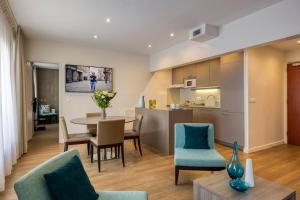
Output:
[
  {"xmin": 14, "ymin": 149, "xmax": 148, "ymax": 200},
  {"xmin": 174, "ymin": 123, "xmax": 225, "ymax": 185}
]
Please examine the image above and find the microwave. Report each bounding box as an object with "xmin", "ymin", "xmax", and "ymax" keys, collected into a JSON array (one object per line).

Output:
[{"xmin": 184, "ymin": 78, "xmax": 196, "ymax": 88}]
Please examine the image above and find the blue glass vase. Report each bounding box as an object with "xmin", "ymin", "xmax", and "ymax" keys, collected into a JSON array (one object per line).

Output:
[
  {"xmin": 227, "ymin": 141, "xmax": 244, "ymax": 179},
  {"xmin": 229, "ymin": 178, "xmax": 249, "ymax": 192},
  {"xmin": 140, "ymin": 96, "xmax": 145, "ymax": 108}
]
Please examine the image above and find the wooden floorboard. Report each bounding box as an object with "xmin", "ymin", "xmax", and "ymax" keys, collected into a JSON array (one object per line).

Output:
[{"xmin": 1, "ymin": 124, "xmax": 300, "ymax": 199}]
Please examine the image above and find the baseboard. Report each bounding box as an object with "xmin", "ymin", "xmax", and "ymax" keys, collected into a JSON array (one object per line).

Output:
[
  {"xmin": 215, "ymin": 139, "xmax": 244, "ymax": 150},
  {"xmin": 246, "ymin": 140, "xmax": 284, "ymax": 153}
]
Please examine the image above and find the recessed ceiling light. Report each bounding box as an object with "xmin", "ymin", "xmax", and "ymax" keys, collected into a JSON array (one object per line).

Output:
[
  {"xmin": 148, "ymin": 44, "xmax": 152, "ymax": 48},
  {"xmin": 170, "ymin": 33, "xmax": 175, "ymax": 37},
  {"xmin": 93, "ymin": 35, "xmax": 98, "ymax": 39},
  {"xmin": 106, "ymin": 18, "xmax": 111, "ymax": 23},
  {"xmin": 297, "ymin": 40, "xmax": 300, "ymax": 44}
]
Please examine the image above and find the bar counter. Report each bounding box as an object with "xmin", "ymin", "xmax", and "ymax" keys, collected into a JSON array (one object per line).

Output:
[{"xmin": 136, "ymin": 107, "xmax": 193, "ymax": 155}]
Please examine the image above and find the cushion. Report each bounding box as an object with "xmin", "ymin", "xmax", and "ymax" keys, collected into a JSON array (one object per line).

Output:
[
  {"xmin": 183, "ymin": 125, "xmax": 209, "ymax": 149},
  {"xmin": 174, "ymin": 148, "xmax": 225, "ymax": 167},
  {"xmin": 44, "ymin": 155, "xmax": 99, "ymax": 200}
]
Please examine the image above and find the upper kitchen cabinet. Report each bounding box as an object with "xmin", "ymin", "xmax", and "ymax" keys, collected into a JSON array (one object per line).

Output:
[
  {"xmin": 220, "ymin": 52, "xmax": 244, "ymax": 113},
  {"xmin": 172, "ymin": 58, "xmax": 221, "ymax": 87},
  {"xmin": 172, "ymin": 67, "xmax": 185, "ymax": 84},
  {"xmin": 195, "ymin": 61, "xmax": 210, "ymax": 87},
  {"xmin": 209, "ymin": 59, "xmax": 221, "ymax": 86}
]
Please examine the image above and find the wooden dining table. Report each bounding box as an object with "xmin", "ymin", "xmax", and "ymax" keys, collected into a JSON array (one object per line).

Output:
[
  {"xmin": 70, "ymin": 116, "xmax": 135, "ymax": 125},
  {"xmin": 70, "ymin": 116, "xmax": 135, "ymax": 161}
]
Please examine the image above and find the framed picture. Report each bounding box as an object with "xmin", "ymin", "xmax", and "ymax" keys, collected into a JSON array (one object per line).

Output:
[{"xmin": 65, "ymin": 64, "xmax": 113, "ymax": 93}]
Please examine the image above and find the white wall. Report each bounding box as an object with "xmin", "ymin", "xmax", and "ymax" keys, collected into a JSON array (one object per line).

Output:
[
  {"xmin": 286, "ymin": 49, "xmax": 300, "ymax": 63},
  {"xmin": 25, "ymin": 39, "xmax": 151, "ymax": 142},
  {"xmin": 150, "ymin": 0, "xmax": 300, "ymax": 71},
  {"xmin": 141, "ymin": 69, "xmax": 172, "ymax": 109},
  {"xmin": 247, "ymin": 46, "xmax": 285, "ymax": 152}
]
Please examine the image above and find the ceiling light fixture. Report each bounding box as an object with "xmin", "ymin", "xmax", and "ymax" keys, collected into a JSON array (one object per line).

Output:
[
  {"xmin": 106, "ymin": 18, "xmax": 111, "ymax": 23},
  {"xmin": 170, "ymin": 33, "xmax": 175, "ymax": 37},
  {"xmin": 93, "ymin": 35, "xmax": 98, "ymax": 39},
  {"xmin": 148, "ymin": 44, "xmax": 152, "ymax": 48}
]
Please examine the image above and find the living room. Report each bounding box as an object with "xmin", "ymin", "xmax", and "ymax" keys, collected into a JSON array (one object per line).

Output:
[{"xmin": 0, "ymin": 0, "xmax": 300, "ymax": 200}]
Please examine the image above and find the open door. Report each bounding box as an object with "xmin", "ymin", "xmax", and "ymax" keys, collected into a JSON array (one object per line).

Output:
[{"xmin": 287, "ymin": 62, "xmax": 300, "ymax": 145}]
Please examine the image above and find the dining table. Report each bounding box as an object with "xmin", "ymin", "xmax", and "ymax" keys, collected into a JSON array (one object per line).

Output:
[
  {"xmin": 70, "ymin": 115, "xmax": 135, "ymax": 161},
  {"xmin": 70, "ymin": 116, "xmax": 135, "ymax": 125}
]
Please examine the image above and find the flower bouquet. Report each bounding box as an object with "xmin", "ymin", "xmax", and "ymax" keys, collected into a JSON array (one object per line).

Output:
[{"xmin": 92, "ymin": 89, "xmax": 117, "ymax": 119}]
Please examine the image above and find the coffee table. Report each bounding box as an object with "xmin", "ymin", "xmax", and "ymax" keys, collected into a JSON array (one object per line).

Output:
[{"xmin": 193, "ymin": 171, "xmax": 296, "ymax": 200}]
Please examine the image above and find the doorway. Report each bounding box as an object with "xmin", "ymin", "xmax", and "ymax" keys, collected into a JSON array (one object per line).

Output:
[
  {"xmin": 30, "ymin": 62, "xmax": 60, "ymax": 142},
  {"xmin": 287, "ymin": 62, "xmax": 300, "ymax": 145}
]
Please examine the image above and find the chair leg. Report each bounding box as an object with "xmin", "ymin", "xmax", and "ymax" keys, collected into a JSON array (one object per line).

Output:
[
  {"xmin": 175, "ymin": 167, "xmax": 179, "ymax": 185},
  {"xmin": 118, "ymin": 145, "xmax": 120, "ymax": 159},
  {"xmin": 64, "ymin": 143, "xmax": 68, "ymax": 152},
  {"xmin": 133, "ymin": 138, "xmax": 137, "ymax": 150},
  {"xmin": 97, "ymin": 147, "xmax": 101, "ymax": 172},
  {"xmin": 114, "ymin": 146, "xmax": 117, "ymax": 159},
  {"xmin": 121, "ymin": 143, "xmax": 125, "ymax": 167},
  {"xmin": 90, "ymin": 145, "xmax": 94, "ymax": 163},
  {"xmin": 104, "ymin": 148, "xmax": 107, "ymax": 160},
  {"xmin": 137, "ymin": 137, "xmax": 143, "ymax": 156},
  {"xmin": 87, "ymin": 143, "xmax": 90, "ymax": 155}
]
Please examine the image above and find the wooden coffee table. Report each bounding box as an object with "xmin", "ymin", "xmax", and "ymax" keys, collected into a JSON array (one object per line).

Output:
[{"xmin": 193, "ymin": 171, "xmax": 296, "ymax": 200}]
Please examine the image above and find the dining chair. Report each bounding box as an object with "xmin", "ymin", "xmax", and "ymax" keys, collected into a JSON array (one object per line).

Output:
[
  {"xmin": 124, "ymin": 114, "xmax": 143, "ymax": 156},
  {"xmin": 86, "ymin": 112, "xmax": 101, "ymax": 135},
  {"xmin": 90, "ymin": 119, "xmax": 125, "ymax": 172},
  {"xmin": 59, "ymin": 116, "xmax": 92, "ymax": 154}
]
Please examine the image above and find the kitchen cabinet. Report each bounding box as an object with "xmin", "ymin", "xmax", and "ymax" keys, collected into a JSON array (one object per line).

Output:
[
  {"xmin": 220, "ymin": 52, "xmax": 244, "ymax": 113},
  {"xmin": 209, "ymin": 59, "xmax": 221, "ymax": 86},
  {"xmin": 216, "ymin": 111, "xmax": 244, "ymax": 147},
  {"xmin": 195, "ymin": 62, "xmax": 210, "ymax": 87},
  {"xmin": 172, "ymin": 67, "xmax": 185, "ymax": 84},
  {"xmin": 172, "ymin": 58, "xmax": 220, "ymax": 87}
]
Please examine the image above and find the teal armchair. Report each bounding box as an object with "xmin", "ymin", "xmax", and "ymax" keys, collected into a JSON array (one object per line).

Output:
[
  {"xmin": 14, "ymin": 149, "xmax": 148, "ymax": 200},
  {"xmin": 174, "ymin": 123, "xmax": 225, "ymax": 185}
]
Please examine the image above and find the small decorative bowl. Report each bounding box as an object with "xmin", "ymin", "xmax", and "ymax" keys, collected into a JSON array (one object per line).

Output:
[{"xmin": 229, "ymin": 178, "xmax": 249, "ymax": 192}]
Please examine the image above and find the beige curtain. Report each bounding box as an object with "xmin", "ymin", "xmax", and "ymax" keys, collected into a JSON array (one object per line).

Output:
[{"xmin": 14, "ymin": 26, "xmax": 28, "ymax": 155}]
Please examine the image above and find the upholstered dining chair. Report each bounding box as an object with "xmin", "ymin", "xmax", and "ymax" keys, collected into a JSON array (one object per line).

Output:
[
  {"xmin": 86, "ymin": 112, "xmax": 101, "ymax": 135},
  {"xmin": 90, "ymin": 119, "xmax": 125, "ymax": 172},
  {"xmin": 174, "ymin": 123, "xmax": 226, "ymax": 185},
  {"xmin": 59, "ymin": 116, "xmax": 92, "ymax": 154},
  {"xmin": 124, "ymin": 114, "xmax": 143, "ymax": 156}
]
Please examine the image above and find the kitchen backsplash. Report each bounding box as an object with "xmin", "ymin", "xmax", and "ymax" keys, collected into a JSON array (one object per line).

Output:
[{"xmin": 179, "ymin": 88, "xmax": 221, "ymax": 107}]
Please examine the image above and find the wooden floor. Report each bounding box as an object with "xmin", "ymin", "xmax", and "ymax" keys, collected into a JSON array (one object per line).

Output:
[{"xmin": 1, "ymin": 124, "xmax": 300, "ymax": 200}]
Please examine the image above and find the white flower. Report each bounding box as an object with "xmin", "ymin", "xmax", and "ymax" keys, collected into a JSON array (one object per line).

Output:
[
  {"xmin": 103, "ymin": 91, "xmax": 108, "ymax": 95},
  {"xmin": 108, "ymin": 93, "xmax": 114, "ymax": 97}
]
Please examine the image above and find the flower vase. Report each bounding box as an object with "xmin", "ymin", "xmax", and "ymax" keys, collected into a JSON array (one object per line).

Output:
[
  {"xmin": 227, "ymin": 141, "xmax": 244, "ymax": 179},
  {"xmin": 101, "ymin": 108, "xmax": 107, "ymax": 119},
  {"xmin": 139, "ymin": 96, "xmax": 145, "ymax": 108}
]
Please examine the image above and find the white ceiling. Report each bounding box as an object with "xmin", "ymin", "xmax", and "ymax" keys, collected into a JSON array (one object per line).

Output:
[
  {"xmin": 271, "ymin": 37, "xmax": 300, "ymax": 51},
  {"xmin": 9, "ymin": 0, "xmax": 283, "ymax": 55}
]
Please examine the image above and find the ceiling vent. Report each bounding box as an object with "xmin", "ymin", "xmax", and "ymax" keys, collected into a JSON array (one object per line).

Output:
[{"xmin": 189, "ymin": 24, "xmax": 219, "ymax": 42}]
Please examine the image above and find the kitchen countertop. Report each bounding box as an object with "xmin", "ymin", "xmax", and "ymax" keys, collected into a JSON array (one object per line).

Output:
[
  {"xmin": 186, "ymin": 105, "xmax": 221, "ymax": 109},
  {"xmin": 137, "ymin": 107, "xmax": 193, "ymax": 111}
]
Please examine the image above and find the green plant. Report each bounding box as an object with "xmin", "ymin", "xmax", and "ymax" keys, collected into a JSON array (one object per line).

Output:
[{"xmin": 92, "ymin": 89, "xmax": 117, "ymax": 108}]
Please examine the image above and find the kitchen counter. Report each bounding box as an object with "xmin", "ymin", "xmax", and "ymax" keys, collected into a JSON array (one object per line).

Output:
[
  {"xmin": 136, "ymin": 107, "xmax": 193, "ymax": 155},
  {"xmin": 185, "ymin": 105, "xmax": 221, "ymax": 109}
]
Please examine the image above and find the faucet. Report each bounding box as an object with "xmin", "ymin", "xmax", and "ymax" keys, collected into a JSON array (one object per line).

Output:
[{"xmin": 206, "ymin": 95, "xmax": 218, "ymax": 107}]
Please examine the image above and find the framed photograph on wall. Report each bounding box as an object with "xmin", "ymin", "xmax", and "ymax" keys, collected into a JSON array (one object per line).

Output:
[{"xmin": 65, "ymin": 64, "xmax": 113, "ymax": 93}]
